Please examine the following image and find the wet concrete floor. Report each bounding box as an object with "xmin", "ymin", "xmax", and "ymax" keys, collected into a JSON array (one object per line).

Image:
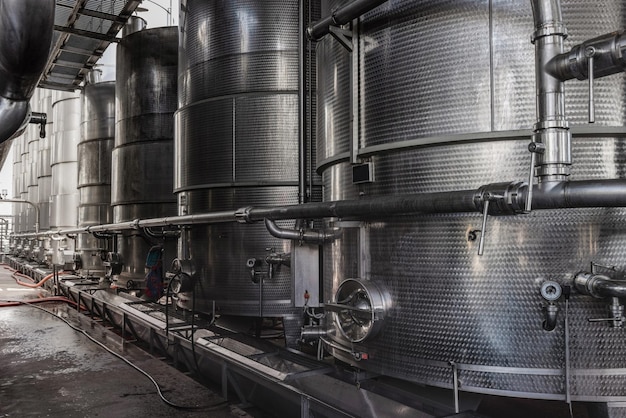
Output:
[{"xmin": 0, "ymin": 265, "xmax": 244, "ymax": 417}]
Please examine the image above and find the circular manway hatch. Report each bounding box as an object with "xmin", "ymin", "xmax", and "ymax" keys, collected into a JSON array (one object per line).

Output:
[{"xmin": 332, "ymin": 278, "xmax": 390, "ymax": 343}]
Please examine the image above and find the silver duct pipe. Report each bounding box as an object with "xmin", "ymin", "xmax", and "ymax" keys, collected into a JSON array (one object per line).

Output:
[
  {"xmin": 307, "ymin": 0, "xmax": 389, "ymax": 40},
  {"xmin": 0, "ymin": 0, "xmax": 55, "ymax": 143},
  {"xmin": 530, "ymin": 0, "xmax": 571, "ymax": 183},
  {"xmin": 14, "ymin": 179, "xmax": 626, "ymax": 239}
]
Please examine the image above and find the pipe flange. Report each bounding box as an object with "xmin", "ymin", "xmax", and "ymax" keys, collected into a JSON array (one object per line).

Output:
[
  {"xmin": 235, "ymin": 206, "xmax": 254, "ymax": 224},
  {"xmin": 531, "ymin": 23, "xmax": 568, "ymax": 43}
]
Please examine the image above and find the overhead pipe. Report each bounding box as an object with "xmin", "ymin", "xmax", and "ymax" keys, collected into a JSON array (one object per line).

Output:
[
  {"xmin": 307, "ymin": 0, "xmax": 389, "ymax": 40},
  {"xmin": 0, "ymin": 0, "xmax": 55, "ymax": 143},
  {"xmin": 13, "ymin": 179, "xmax": 626, "ymax": 239}
]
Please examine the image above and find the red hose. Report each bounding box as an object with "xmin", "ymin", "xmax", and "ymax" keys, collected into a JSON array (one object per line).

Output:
[
  {"xmin": 0, "ymin": 296, "xmax": 80, "ymax": 308},
  {"xmin": 11, "ymin": 271, "xmax": 67, "ymax": 288}
]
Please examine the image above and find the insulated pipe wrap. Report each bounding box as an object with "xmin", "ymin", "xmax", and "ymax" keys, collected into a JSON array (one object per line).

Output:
[{"xmin": 0, "ymin": 0, "xmax": 55, "ymax": 142}]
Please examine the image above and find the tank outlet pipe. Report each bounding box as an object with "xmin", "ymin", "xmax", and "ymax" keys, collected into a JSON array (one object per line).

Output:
[
  {"xmin": 530, "ymin": 0, "xmax": 571, "ymax": 183},
  {"xmin": 574, "ymin": 272, "xmax": 626, "ymax": 299},
  {"xmin": 307, "ymin": 0, "xmax": 389, "ymax": 40},
  {"xmin": 0, "ymin": 0, "xmax": 55, "ymax": 143},
  {"xmin": 264, "ymin": 219, "xmax": 338, "ymax": 244}
]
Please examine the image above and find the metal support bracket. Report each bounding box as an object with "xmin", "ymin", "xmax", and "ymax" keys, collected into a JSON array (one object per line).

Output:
[
  {"xmin": 328, "ymin": 20, "xmax": 362, "ymax": 166},
  {"xmin": 328, "ymin": 25, "xmax": 353, "ymax": 52}
]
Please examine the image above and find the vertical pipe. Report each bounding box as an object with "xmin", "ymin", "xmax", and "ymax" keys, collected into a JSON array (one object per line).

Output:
[
  {"xmin": 299, "ymin": 0, "xmax": 308, "ymax": 204},
  {"xmin": 530, "ymin": 0, "xmax": 571, "ymax": 183}
]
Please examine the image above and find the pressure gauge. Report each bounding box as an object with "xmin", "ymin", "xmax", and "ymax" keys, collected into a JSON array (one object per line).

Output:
[{"xmin": 541, "ymin": 280, "xmax": 562, "ymax": 301}]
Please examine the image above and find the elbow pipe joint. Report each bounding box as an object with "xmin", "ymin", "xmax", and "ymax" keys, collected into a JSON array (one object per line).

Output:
[
  {"xmin": 264, "ymin": 218, "xmax": 338, "ymax": 244},
  {"xmin": 542, "ymin": 303, "xmax": 559, "ymax": 331}
]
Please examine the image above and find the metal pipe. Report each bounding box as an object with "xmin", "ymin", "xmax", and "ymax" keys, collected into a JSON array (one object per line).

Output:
[
  {"xmin": 264, "ymin": 219, "xmax": 337, "ymax": 244},
  {"xmin": 12, "ymin": 179, "xmax": 626, "ymax": 239},
  {"xmin": 530, "ymin": 0, "xmax": 571, "ymax": 182},
  {"xmin": 298, "ymin": 0, "xmax": 308, "ymax": 204},
  {"xmin": 543, "ymin": 304, "xmax": 558, "ymax": 331},
  {"xmin": 307, "ymin": 0, "xmax": 389, "ymax": 40},
  {"xmin": 0, "ymin": 198, "xmax": 39, "ymax": 233},
  {"xmin": 0, "ymin": 0, "xmax": 55, "ymax": 143},
  {"xmin": 574, "ymin": 272, "xmax": 626, "ymax": 299},
  {"xmin": 547, "ymin": 31, "xmax": 626, "ymax": 82}
]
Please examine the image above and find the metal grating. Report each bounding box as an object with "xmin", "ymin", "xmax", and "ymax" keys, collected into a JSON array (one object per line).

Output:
[{"xmin": 40, "ymin": 0, "xmax": 141, "ymax": 91}]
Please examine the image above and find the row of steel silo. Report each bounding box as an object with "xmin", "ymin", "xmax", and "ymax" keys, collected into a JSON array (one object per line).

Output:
[
  {"xmin": 9, "ymin": 25, "xmax": 177, "ymax": 286},
  {"xmin": 12, "ymin": 1, "xmax": 320, "ymax": 326}
]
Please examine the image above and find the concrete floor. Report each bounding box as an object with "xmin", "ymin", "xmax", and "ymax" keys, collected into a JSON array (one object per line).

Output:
[{"xmin": 0, "ymin": 266, "xmax": 244, "ymax": 417}]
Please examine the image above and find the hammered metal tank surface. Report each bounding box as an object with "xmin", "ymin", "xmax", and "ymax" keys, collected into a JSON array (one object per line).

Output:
[
  {"xmin": 36, "ymin": 88, "xmax": 54, "ymax": 232},
  {"xmin": 12, "ymin": 132, "xmax": 25, "ymax": 233},
  {"xmin": 78, "ymin": 81, "xmax": 115, "ymax": 274},
  {"xmin": 113, "ymin": 27, "xmax": 178, "ymax": 287},
  {"xmin": 175, "ymin": 0, "xmax": 320, "ymax": 320},
  {"xmin": 50, "ymin": 91, "xmax": 81, "ymax": 264},
  {"xmin": 318, "ymin": 0, "xmax": 626, "ymax": 401}
]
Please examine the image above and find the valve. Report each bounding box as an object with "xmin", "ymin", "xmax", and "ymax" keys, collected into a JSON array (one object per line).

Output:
[
  {"xmin": 247, "ymin": 258, "xmax": 264, "ymax": 283},
  {"xmin": 588, "ymin": 297, "xmax": 625, "ymax": 328},
  {"xmin": 476, "ymin": 191, "xmax": 504, "ymax": 256},
  {"xmin": 585, "ymin": 46, "xmax": 596, "ymax": 123},
  {"xmin": 525, "ymin": 141, "xmax": 545, "ymax": 213}
]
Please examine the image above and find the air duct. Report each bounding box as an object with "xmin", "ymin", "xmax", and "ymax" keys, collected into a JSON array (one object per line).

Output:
[{"xmin": 0, "ymin": 0, "xmax": 55, "ymax": 143}]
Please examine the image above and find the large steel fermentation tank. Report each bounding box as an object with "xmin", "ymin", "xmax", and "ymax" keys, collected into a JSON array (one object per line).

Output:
[
  {"xmin": 19, "ymin": 126, "xmax": 30, "ymax": 233},
  {"xmin": 37, "ymin": 88, "xmax": 54, "ymax": 233},
  {"xmin": 318, "ymin": 0, "xmax": 626, "ymax": 403},
  {"xmin": 11, "ymin": 134, "xmax": 23, "ymax": 234},
  {"xmin": 50, "ymin": 92, "xmax": 81, "ymax": 266},
  {"xmin": 175, "ymin": 0, "xmax": 320, "ymax": 338},
  {"xmin": 26, "ymin": 120, "xmax": 39, "ymax": 234},
  {"xmin": 78, "ymin": 79, "xmax": 114, "ymax": 275},
  {"xmin": 113, "ymin": 27, "xmax": 177, "ymax": 291}
]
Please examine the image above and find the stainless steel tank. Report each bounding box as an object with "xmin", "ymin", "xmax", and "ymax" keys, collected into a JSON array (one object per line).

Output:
[
  {"xmin": 175, "ymin": 0, "xmax": 320, "ymax": 340},
  {"xmin": 318, "ymin": 0, "xmax": 626, "ymax": 402},
  {"xmin": 50, "ymin": 91, "xmax": 81, "ymax": 266},
  {"xmin": 113, "ymin": 27, "xmax": 177, "ymax": 291},
  {"xmin": 26, "ymin": 123, "xmax": 39, "ymax": 234},
  {"xmin": 78, "ymin": 80, "xmax": 115, "ymax": 275},
  {"xmin": 19, "ymin": 127, "xmax": 30, "ymax": 233},
  {"xmin": 11, "ymin": 133, "xmax": 23, "ymax": 233},
  {"xmin": 36, "ymin": 88, "xmax": 54, "ymax": 233}
]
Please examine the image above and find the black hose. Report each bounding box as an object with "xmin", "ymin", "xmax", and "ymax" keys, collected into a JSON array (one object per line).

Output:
[{"xmin": 2, "ymin": 299, "xmax": 228, "ymax": 411}]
